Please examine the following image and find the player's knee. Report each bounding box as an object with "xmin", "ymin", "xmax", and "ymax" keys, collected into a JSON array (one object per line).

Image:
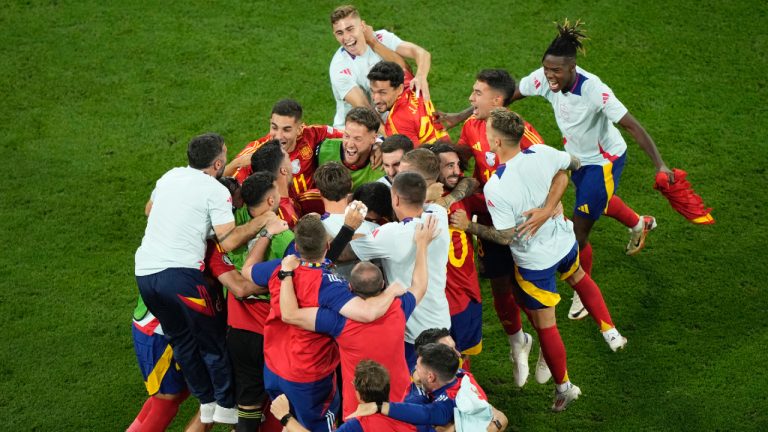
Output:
[{"xmin": 566, "ymin": 267, "xmax": 585, "ymax": 285}]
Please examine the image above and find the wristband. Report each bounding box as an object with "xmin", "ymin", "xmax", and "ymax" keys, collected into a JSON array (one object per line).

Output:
[
  {"xmin": 280, "ymin": 412, "xmax": 293, "ymax": 426},
  {"xmin": 278, "ymin": 270, "xmax": 294, "ymax": 280}
]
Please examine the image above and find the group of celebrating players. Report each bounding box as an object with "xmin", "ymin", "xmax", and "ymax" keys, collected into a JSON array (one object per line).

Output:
[{"xmin": 130, "ymin": 5, "xmax": 677, "ymax": 432}]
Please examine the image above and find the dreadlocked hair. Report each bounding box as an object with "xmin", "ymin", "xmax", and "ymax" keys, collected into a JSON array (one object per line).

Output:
[{"xmin": 543, "ymin": 18, "xmax": 588, "ymax": 60}]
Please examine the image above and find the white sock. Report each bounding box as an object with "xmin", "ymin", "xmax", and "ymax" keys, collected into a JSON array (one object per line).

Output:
[
  {"xmin": 631, "ymin": 218, "xmax": 644, "ymax": 231},
  {"xmin": 556, "ymin": 381, "xmax": 572, "ymax": 393},
  {"xmin": 508, "ymin": 329, "xmax": 526, "ymax": 347},
  {"xmin": 602, "ymin": 327, "xmax": 620, "ymax": 341}
]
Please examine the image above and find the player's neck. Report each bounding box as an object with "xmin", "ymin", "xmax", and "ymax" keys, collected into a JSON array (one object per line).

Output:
[
  {"xmin": 497, "ymin": 145, "xmax": 521, "ymax": 165},
  {"xmin": 277, "ymin": 180, "xmax": 290, "ymax": 198},
  {"xmin": 395, "ymin": 204, "xmax": 423, "ymax": 221},
  {"xmin": 322, "ymin": 199, "xmax": 348, "ymax": 214}
]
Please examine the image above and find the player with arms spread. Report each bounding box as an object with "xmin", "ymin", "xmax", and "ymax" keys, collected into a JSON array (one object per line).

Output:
[{"xmin": 513, "ymin": 20, "xmax": 670, "ymax": 296}]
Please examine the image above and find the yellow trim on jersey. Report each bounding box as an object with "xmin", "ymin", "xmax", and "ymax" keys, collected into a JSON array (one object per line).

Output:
[
  {"xmin": 602, "ymin": 161, "xmax": 615, "ymax": 212},
  {"xmin": 522, "ymin": 129, "xmax": 542, "ymax": 145},
  {"xmin": 183, "ymin": 297, "xmax": 206, "ymax": 308},
  {"xmin": 144, "ymin": 344, "xmax": 174, "ymax": 395},
  {"xmin": 461, "ymin": 340, "xmax": 482, "ymax": 356},
  {"xmin": 514, "ymin": 266, "xmax": 561, "ymax": 307}
]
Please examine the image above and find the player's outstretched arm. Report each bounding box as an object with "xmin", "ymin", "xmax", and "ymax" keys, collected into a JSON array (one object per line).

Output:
[
  {"xmin": 435, "ymin": 107, "xmax": 473, "ymax": 130},
  {"xmin": 511, "ymin": 86, "xmax": 526, "ymax": 103},
  {"xmin": 517, "ymin": 169, "xmax": 570, "ymax": 239},
  {"xmin": 451, "ymin": 209, "xmax": 517, "ymax": 245},
  {"xmin": 409, "ymin": 216, "xmax": 438, "ymax": 303},
  {"xmin": 240, "ymin": 216, "xmax": 290, "ymax": 281},
  {"xmin": 396, "ymin": 41, "xmax": 432, "ymax": 100},
  {"xmin": 618, "ymin": 112, "xmax": 674, "ymax": 182},
  {"xmin": 363, "ymin": 21, "xmax": 410, "ymax": 72},
  {"xmin": 219, "ymin": 269, "xmax": 267, "ymax": 300},
  {"xmin": 215, "ymin": 212, "xmax": 280, "ymax": 252},
  {"xmin": 339, "ymin": 283, "xmax": 399, "ymax": 323},
  {"xmin": 223, "ymin": 152, "xmax": 252, "ymax": 178},
  {"xmin": 278, "ymin": 255, "xmax": 320, "ymax": 331}
]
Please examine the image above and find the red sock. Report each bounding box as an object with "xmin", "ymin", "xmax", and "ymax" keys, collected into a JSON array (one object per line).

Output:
[
  {"xmin": 141, "ymin": 396, "xmax": 183, "ymax": 432},
  {"xmin": 536, "ymin": 324, "xmax": 568, "ymax": 384},
  {"xmin": 579, "ymin": 242, "xmax": 593, "ymax": 276},
  {"xmin": 127, "ymin": 396, "xmax": 155, "ymax": 432},
  {"xmin": 572, "ymin": 274, "xmax": 615, "ymax": 331},
  {"xmin": 604, "ymin": 195, "xmax": 640, "ymax": 228},
  {"xmin": 491, "ymin": 279, "xmax": 522, "ymax": 335}
]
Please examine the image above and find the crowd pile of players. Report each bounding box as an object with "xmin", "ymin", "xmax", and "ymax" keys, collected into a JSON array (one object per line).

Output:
[{"xmin": 129, "ymin": 6, "xmax": 679, "ymax": 432}]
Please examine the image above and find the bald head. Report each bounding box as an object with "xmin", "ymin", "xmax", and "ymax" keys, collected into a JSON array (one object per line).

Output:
[{"xmin": 349, "ymin": 262, "xmax": 384, "ymax": 298}]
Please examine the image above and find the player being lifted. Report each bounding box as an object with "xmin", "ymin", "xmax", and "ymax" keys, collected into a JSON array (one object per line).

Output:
[{"xmin": 513, "ymin": 20, "xmax": 671, "ymax": 314}]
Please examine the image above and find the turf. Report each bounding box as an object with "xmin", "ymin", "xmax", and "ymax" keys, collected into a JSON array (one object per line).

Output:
[{"xmin": 1, "ymin": 0, "xmax": 766, "ymax": 430}]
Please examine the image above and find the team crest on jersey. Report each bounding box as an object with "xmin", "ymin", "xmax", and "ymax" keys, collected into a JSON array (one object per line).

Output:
[
  {"xmin": 299, "ymin": 145, "xmax": 313, "ymax": 161},
  {"xmin": 485, "ymin": 152, "xmax": 496, "ymax": 167},
  {"xmin": 291, "ymin": 159, "xmax": 301, "ymax": 174}
]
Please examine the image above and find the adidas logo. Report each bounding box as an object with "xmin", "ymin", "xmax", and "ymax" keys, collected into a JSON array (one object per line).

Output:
[
  {"xmin": 602, "ymin": 92, "xmax": 610, "ymax": 104},
  {"xmin": 578, "ymin": 204, "xmax": 590, "ymax": 214},
  {"xmin": 340, "ymin": 68, "xmax": 351, "ymax": 76}
]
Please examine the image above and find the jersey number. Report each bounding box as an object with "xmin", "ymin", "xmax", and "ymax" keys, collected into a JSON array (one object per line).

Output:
[
  {"xmin": 292, "ymin": 173, "xmax": 308, "ymax": 195},
  {"xmin": 448, "ymin": 227, "xmax": 469, "ymax": 268}
]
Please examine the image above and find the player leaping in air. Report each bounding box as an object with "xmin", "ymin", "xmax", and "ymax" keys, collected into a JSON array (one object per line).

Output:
[{"xmin": 513, "ymin": 20, "xmax": 674, "ymax": 317}]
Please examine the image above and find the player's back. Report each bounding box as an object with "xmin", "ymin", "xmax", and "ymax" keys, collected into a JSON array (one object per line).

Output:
[
  {"xmin": 264, "ymin": 266, "xmax": 340, "ymax": 383},
  {"xmin": 336, "ymin": 297, "xmax": 412, "ymax": 417}
]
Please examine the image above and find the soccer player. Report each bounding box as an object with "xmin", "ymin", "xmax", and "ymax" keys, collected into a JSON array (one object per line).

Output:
[
  {"xmin": 135, "ymin": 133, "xmax": 275, "ymax": 424},
  {"xmin": 455, "ymin": 68, "xmax": 549, "ymax": 383},
  {"xmin": 426, "ymin": 143, "xmax": 487, "ymax": 368},
  {"xmin": 276, "ymin": 214, "xmax": 435, "ymax": 418},
  {"xmin": 225, "ymin": 171, "xmax": 294, "ymax": 432},
  {"xmin": 317, "ymin": 107, "xmax": 385, "ymax": 189},
  {"xmin": 250, "ymin": 140, "xmax": 300, "ymax": 229},
  {"xmin": 129, "ymin": 240, "xmax": 263, "ymax": 432},
  {"xmin": 368, "ymin": 61, "xmax": 448, "ymax": 146},
  {"xmin": 352, "ymin": 181, "xmax": 393, "ymax": 224},
  {"xmin": 513, "ymin": 19, "xmax": 668, "ymax": 271},
  {"xmin": 243, "ymin": 213, "xmax": 403, "ymax": 431},
  {"xmin": 314, "ymin": 161, "xmax": 380, "ymax": 279},
  {"xmin": 378, "ymin": 134, "xmax": 414, "ymax": 187},
  {"xmin": 483, "ymin": 109, "xmax": 627, "ymax": 411},
  {"xmin": 329, "ymin": 5, "xmax": 432, "ymax": 129},
  {"xmin": 348, "ymin": 343, "xmax": 505, "ymax": 431},
  {"xmin": 270, "ymin": 361, "xmax": 416, "ymax": 432},
  {"xmin": 226, "ymin": 99, "xmax": 343, "ymax": 214},
  {"xmin": 336, "ymin": 171, "xmax": 451, "ymax": 370}
]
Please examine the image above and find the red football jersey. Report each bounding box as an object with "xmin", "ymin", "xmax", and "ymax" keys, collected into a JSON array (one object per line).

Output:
[
  {"xmin": 458, "ymin": 116, "xmax": 544, "ymax": 184},
  {"xmin": 384, "ymin": 87, "xmax": 449, "ymax": 147},
  {"xmin": 234, "ymin": 124, "xmax": 343, "ymax": 198},
  {"xmin": 334, "ymin": 298, "xmax": 412, "ymax": 418},
  {"xmin": 445, "ymin": 193, "xmax": 484, "ymax": 315},
  {"xmin": 278, "ymin": 196, "xmax": 299, "ymax": 229},
  {"xmin": 357, "ymin": 415, "xmax": 416, "ymax": 431}
]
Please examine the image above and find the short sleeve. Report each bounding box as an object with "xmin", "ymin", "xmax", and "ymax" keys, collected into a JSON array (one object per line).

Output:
[
  {"xmin": 315, "ymin": 307, "xmax": 347, "ymax": 337},
  {"xmin": 518, "ymin": 68, "xmax": 548, "ymax": 97},
  {"xmin": 534, "ymin": 144, "xmax": 572, "ymax": 172},
  {"xmin": 250, "ymin": 259, "xmax": 281, "ymax": 287},
  {"xmin": 206, "ymin": 242, "xmax": 236, "ymax": 278},
  {"xmin": 330, "ymin": 54, "xmax": 357, "ymax": 101},
  {"xmin": 399, "ymin": 292, "xmax": 417, "ymax": 320},
  {"xmin": 317, "ymin": 273, "xmax": 356, "ymax": 313},
  {"xmin": 209, "ymin": 183, "xmax": 235, "ymax": 227},
  {"xmin": 584, "ymin": 79, "xmax": 628, "ymax": 123},
  {"xmin": 485, "ymin": 182, "xmax": 518, "ymax": 231},
  {"xmin": 375, "ymin": 30, "xmax": 403, "ymax": 51},
  {"xmin": 350, "ymin": 224, "xmax": 399, "ymax": 260}
]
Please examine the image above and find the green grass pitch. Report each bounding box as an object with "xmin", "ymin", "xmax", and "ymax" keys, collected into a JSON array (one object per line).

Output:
[{"xmin": 1, "ymin": 1, "xmax": 766, "ymax": 430}]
